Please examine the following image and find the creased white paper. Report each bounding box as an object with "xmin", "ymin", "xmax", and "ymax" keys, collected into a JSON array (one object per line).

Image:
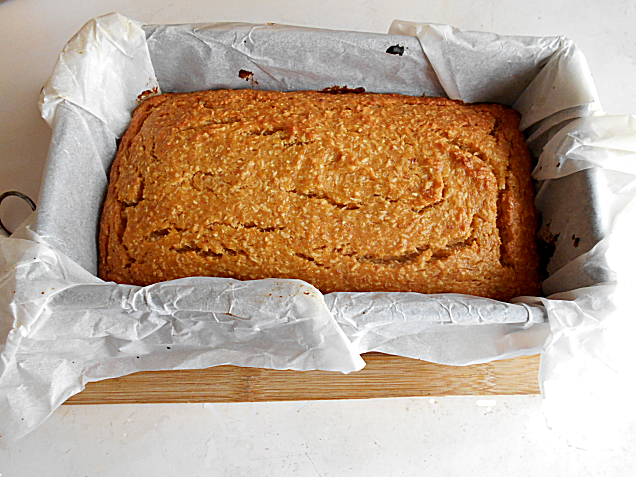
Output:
[
  {"xmin": 535, "ymin": 115, "xmax": 636, "ymax": 180},
  {"xmin": 38, "ymin": 13, "xmax": 160, "ymax": 138},
  {"xmin": 389, "ymin": 21, "xmax": 562, "ymax": 108},
  {"xmin": 326, "ymin": 292, "xmax": 548, "ymax": 364},
  {"xmin": 515, "ymin": 115, "xmax": 636, "ymax": 449}
]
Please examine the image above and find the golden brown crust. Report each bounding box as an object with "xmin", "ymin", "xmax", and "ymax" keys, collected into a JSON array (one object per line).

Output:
[{"xmin": 99, "ymin": 90, "xmax": 540, "ymax": 301}]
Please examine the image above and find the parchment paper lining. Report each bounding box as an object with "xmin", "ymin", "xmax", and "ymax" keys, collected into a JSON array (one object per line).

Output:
[{"xmin": 2, "ymin": 14, "xmax": 633, "ymax": 448}]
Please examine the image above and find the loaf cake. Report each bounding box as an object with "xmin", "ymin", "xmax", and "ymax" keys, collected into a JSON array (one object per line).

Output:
[{"xmin": 98, "ymin": 89, "xmax": 540, "ymax": 301}]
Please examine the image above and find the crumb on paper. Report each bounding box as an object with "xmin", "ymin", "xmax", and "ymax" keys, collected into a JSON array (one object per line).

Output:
[
  {"xmin": 137, "ymin": 86, "xmax": 160, "ymax": 103},
  {"xmin": 320, "ymin": 86, "xmax": 366, "ymax": 94},
  {"xmin": 239, "ymin": 69, "xmax": 259, "ymax": 86},
  {"xmin": 386, "ymin": 44, "xmax": 405, "ymax": 56}
]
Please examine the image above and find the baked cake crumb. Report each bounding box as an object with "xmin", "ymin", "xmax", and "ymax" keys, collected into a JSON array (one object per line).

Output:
[{"xmin": 99, "ymin": 90, "xmax": 540, "ymax": 301}]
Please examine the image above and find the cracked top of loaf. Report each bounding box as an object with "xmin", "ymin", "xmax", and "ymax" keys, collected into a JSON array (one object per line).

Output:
[{"xmin": 99, "ymin": 89, "xmax": 540, "ymax": 301}]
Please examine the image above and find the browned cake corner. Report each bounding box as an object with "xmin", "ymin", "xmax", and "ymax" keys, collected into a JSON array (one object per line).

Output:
[{"xmin": 98, "ymin": 90, "xmax": 540, "ymax": 301}]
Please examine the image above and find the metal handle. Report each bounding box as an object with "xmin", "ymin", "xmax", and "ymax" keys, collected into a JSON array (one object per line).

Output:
[{"xmin": 0, "ymin": 190, "xmax": 36, "ymax": 236}]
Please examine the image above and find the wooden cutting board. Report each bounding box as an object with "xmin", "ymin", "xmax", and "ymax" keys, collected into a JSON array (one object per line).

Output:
[{"xmin": 65, "ymin": 353, "xmax": 541, "ymax": 405}]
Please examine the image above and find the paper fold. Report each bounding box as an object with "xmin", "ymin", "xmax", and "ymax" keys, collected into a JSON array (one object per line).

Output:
[{"xmin": 39, "ymin": 13, "xmax": 160, "ymax": 138}]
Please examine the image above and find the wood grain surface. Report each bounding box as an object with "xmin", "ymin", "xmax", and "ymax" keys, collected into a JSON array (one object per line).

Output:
[{"xmin": 65, "ymin": 353, "xmax": 541, "ymax": 405}]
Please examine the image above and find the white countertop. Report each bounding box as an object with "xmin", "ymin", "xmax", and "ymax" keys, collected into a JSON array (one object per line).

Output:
[
  {"xmin": 1, "ymin": 0, "xmax": 635, "ymax": 475},
  {"xmin": 3, "ymin": 397, "xmax": 633, "ymax": 476}
]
